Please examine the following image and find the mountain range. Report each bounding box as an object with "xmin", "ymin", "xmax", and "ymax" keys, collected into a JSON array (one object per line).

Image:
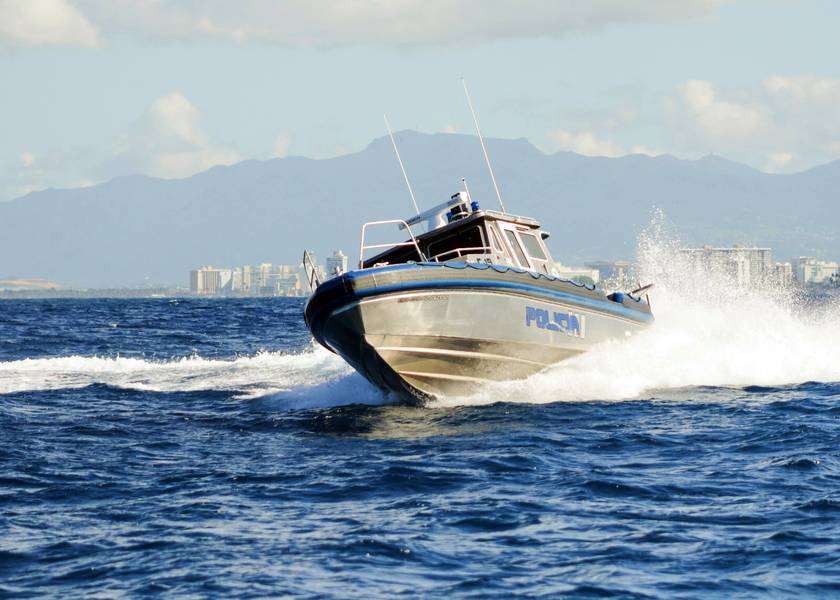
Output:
[{"xmin": 2, "ymin": 130, "xmax": 838, "ymax": 287}]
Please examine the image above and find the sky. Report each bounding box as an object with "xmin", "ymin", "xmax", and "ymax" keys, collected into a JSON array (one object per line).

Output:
[{"xmin": 1, "ymin": 0, "xmax": 839, "ymax": 201}]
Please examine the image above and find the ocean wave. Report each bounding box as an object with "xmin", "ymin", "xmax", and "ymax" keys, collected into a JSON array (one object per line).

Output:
[{"xmin": 0, "ymin": 345, "xmax": 356, "ymax": 400}]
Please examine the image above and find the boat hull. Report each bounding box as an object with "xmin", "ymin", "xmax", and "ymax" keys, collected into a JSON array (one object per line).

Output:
[{"xmin": 305, "ymin": 263, "xmax": 653, "ymax": 401}]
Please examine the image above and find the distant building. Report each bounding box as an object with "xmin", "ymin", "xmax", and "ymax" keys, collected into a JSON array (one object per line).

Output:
[
  {"xmin": 255, "ymin": 263, "xmax": 298, "ymax": 295},
  {"xmin": 772, "ymin": 262, "xmax": 794, "ymax": 286},
  {"xmin": 242, "ymin": 265, "xmax": 256, "ymax": 292},
  {"xmin": 792, "ymin": 257, "xmax": 839, "ymax": 284},
  {"xmin": 325, "ymin": 250, "xmax": 349, "ymax": 279},
  {"xmin": 585, "ymin": 260, "xmax": 632, "ymax": 288},
  {"xmin": 191, "ymin": 253, "xmax": 350, "ymax": 296},
  {"xmin": 554, "ymin": 263, "xmax": 600, "ymax": 286},
  {"xmin": 190, "ymin": 266, "xmax": 233, "ymax": 294},
  {"xmin": 678, "ymin": 246, "xmax": 772, "ymax": 287},
  {"xmin": 191, "ymin": 262, "xmax": 314, "ymax": 296}
]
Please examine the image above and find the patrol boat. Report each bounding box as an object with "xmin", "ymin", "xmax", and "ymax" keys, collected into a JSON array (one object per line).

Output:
[
  {"xmin": 305, "ymin": 87, "xmax": 653, "ymax": 400},
  {"xmin": 303, "ymin": 188, "xmax": 654, "ymax": 401}
]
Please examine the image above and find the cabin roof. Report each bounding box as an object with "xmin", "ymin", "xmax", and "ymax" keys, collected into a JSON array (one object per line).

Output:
[{"xmin": 410, "ymin": 210, "xmax": 540, "ymax": 244}]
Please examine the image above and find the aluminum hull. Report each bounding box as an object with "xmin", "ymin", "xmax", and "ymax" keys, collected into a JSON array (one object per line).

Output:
[{"xmin": 305, "ymin": 262, "xmax": 653, "ymax": 401}]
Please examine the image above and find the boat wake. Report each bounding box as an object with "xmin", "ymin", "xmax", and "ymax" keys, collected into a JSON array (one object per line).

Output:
[{"xmin": 0, "ymin": 344, "xmax": 349, "ymax": 398}]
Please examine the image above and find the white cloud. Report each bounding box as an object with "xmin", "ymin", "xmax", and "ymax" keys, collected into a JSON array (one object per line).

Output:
[
  {"xmin": 272, "ymin": 132, "xmax": 291, "ymax": 158},
  {"xmin": 2, "ymin": 92, "xmax": 242, "ymax": 200},
  {"xmin": 0, "ymin": 0, "xmax": 99, "ymax": 48},
  {"xmin": 629, "ymin": 144, "xmax": 659, "ymax": 157},
  {"xmin": 109, "ymin": 92, "xmax": 241, "ymax": 179},
  {"xmin": 765, "ymin": 152, "xmax": 793, "ymax": 173},
  {"xmin": 74, "ymin": 0, "xmax": 722, "ymax": 47},
  {"xmin": 676, "ymin": 80, "xmax": 766, "ymax": 139},
  {"xmin": 149, "ymin": 92, "xmax": 203, "ymax": 146},
  {"xmin": 764, "ymin": 75, "xmax": 840, "ymax": 106},
  {"xmin": 549, "ymin": 130, "xmax": 625, "ymax": 157},
  {"xmin": 667, "ymin": 77, "xmax": 840, "ymax": 172}
]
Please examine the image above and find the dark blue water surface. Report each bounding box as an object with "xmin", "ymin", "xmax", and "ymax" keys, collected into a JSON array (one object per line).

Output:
[{"xmin": 2, "ymin": 298, "xmax": 840, "ymax": 598}]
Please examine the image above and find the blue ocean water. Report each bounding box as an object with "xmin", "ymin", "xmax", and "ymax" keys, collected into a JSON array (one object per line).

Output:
[{"xmin": 2, "ymin": 297, "xmax": 840, "ymax": 598}]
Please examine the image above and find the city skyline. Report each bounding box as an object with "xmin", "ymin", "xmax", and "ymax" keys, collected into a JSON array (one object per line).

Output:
[{"xmin": 181, "ymin": 245, "xmax": 840, "ymax": 298}]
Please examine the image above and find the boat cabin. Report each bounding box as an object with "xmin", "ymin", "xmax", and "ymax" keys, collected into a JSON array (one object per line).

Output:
[{"xmin": 359, "ymin": 191, "xmax": 558, "ymax": 276}]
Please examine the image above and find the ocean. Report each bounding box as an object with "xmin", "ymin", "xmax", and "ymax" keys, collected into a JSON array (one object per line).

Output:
[{"xmin": 2, "ymin": 286, "xmax": 840, "ymax": 597}]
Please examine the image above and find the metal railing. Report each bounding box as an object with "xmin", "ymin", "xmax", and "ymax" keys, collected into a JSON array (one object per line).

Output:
[
  {"xmin": 301, "ymin": 250, "xmax": 321, "ymax": 291},
  {"xmin": 429, "ymin": 245, "xmax": 494, "ymax": 263},
  {"xmin": 358, "ymin": 219, "xmax": 427, "ymax": 268}
]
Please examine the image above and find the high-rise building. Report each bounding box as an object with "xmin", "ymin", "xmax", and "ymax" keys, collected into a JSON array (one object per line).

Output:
[
  {"xmin": 678, "ymin": 246, "xmax": 772, "ymax": 287},
  {"xmin": 231, "ymin": 267, "xmax": 243, "ymax": 291},
  {"xmin": 325, "ymin": 250, "xmax": 349, "ymax": 279},
  {"xmin": 189, "ymin": 266, "xmax": 233, "ymax": 294},
  {"xmin": 792, "ymin": 257, "xmax": 839, "ymax": 284},
  {"xmin": 191, "ymin": 262, "xmax": 312, "ymax": 296},
  {"xmin": 241, "ymin": 265, "xmax": 255, "ymax": 292},
  {"xmin": 772, "ymin": 262, "xmax": 793, "ymax": 286}
]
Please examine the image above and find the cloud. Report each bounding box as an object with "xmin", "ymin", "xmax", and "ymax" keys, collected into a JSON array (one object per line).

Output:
[
  {"xmin": 547, "ymin": 130, "xmax": 659, "ymax": 158},
  {"xmin": 73, "ymin": 0, "xmax": 722, "ymax": 47},
  {"xmin": 676, "ymin": 80, "xmax": 766, "ymax": 139},
  {"xmin": 764, "ymin": 75, "xmax": 840, "ymax": 107},
  {"xmin": 766, "ymin": 152, "xmax": 793, "ymax": 172},
  {"xmin": 0, "ymin": 0, "xmax": 99, "ymax": 48},
  {"xmin": 666, "ymin": 77, "xmax": 840, "ymax": 172},
  {"xmin": 549, "ymin": 130, "xmax": 625, "ymax": 158},
  {"xmin": 272, "ymin": 132, "xmax": 291, "ymax": 158},
  {"xmin": 107, "ymin": 92, "xmax": 241, "ymax": 179},
  {"xmin": 2, "ymin": 92, "xmax": 242, "ymax": 200}
]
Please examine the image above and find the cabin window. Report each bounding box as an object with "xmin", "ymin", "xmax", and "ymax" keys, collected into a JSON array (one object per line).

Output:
[
  {"xmin": 503, "ymin": 230, "xmax": 529, "ymax": 268},
  {"xmin": 427, "ymin": 225, "xmax": 487, "ymax": 261},
  {"xmin": 488, "ymin": 226, "xmax": 504, "ymax": 252},
  {"xmin": 519, "ymin": 232, "xmax": 547, "ymax": 260}
]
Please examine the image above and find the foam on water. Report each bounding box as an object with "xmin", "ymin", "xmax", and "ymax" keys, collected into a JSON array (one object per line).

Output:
[{"xmin": 0, "ymin": 344, "xmax": 356, "ymax": 400}]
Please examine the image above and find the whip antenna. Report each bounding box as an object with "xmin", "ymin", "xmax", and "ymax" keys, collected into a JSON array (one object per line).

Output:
[
  {"xmin": 462, "ymin": 79, "xmax": 506, "ymax": 213},
  {"xmin": 384, "ymin": 114, "xmax": 420, "ymax": 215}
]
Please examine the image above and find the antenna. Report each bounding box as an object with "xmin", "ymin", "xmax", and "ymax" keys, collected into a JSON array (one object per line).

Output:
[
  {"xmin": 383, "ymin": 114, "xmax": 420, "ymax": 215},
  {"xmin": 462, "ymin": 79, "xmax": 506, "ymax": 213}
]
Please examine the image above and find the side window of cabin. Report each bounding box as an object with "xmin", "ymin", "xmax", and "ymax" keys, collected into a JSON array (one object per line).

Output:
[
  {"xmin": 519, "ymin": 232, "xmax": 546, "ymax": 261},
  {"xmin": 503, "ymin": 229, "xmax": 530, "ymax": 268},
  {"xmin": 488, "ymin": 225, "xmax": 504, "ymax": 252},
  {"xmin": 519, "ymin": 231, "xmax": 552, "ymax": 274}
]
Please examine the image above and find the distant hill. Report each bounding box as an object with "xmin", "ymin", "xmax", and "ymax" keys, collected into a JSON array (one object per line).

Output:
[{"xmin": 1, "ymin": 130, "xmax": 838, "ymax": 287}]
